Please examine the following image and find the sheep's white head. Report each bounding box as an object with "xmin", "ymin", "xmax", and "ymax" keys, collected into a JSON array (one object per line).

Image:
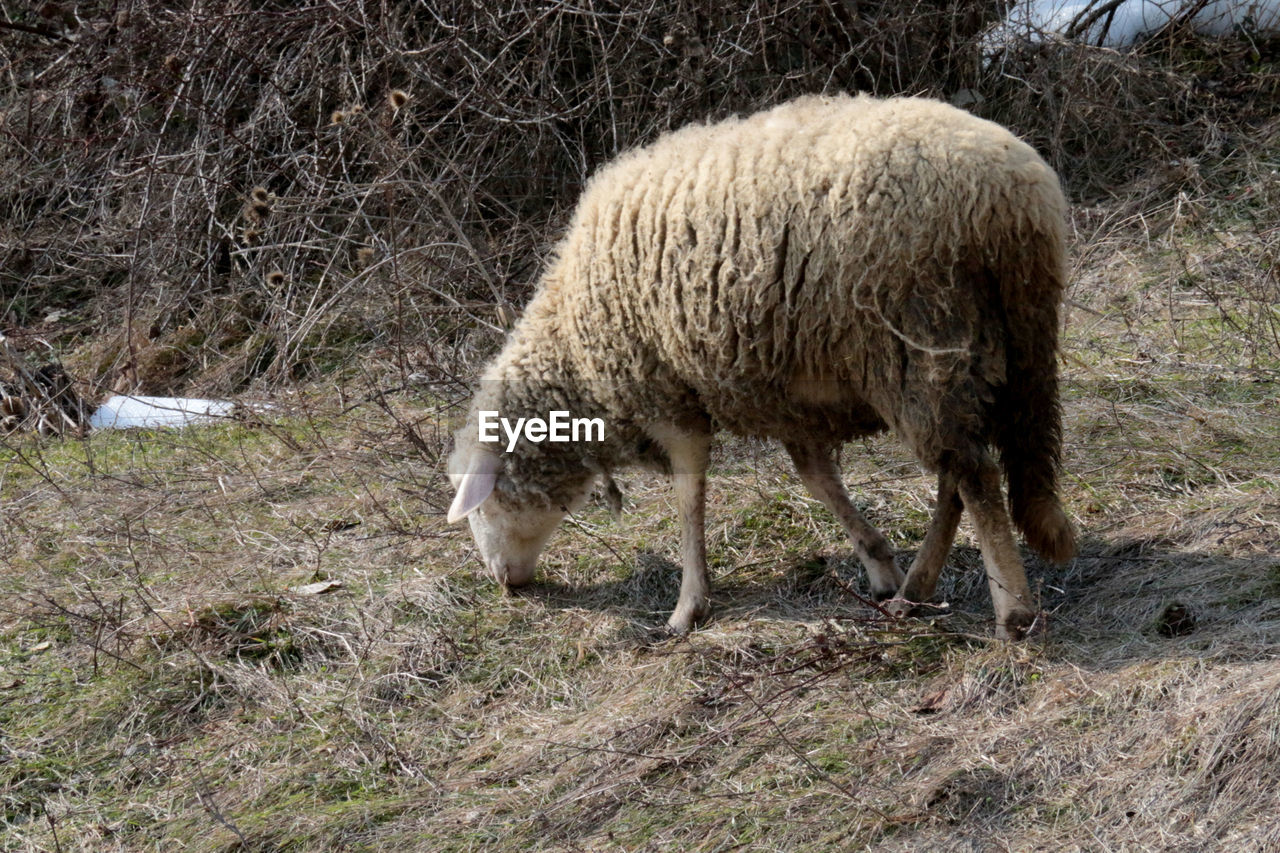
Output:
[{"xmin": 446, "ymin": 439, "xmax": 587, "ymax": 587}]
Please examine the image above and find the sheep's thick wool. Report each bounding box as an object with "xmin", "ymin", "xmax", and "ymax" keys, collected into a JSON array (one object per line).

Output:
[{"xmin": 456, "ymin": 93, "xmax": 1072, "ymax": 561}]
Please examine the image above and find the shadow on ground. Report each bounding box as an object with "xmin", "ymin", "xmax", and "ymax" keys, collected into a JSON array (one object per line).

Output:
[{"xmin": 512, "ymin": 535, "xmax": 1280, "ymax": 664}]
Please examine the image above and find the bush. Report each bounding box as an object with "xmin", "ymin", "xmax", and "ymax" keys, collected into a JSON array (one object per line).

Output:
[{"xmin": 0, "ymin": 1, "xmax": 1275, "ymax": 393}]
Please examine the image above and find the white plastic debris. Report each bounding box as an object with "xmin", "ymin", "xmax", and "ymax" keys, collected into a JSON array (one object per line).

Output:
[
  {"xmin": 987, "ymin": 0, "xmax": 1280, "ymax": 51},
  {"xmin": 290, "ymin": 580, "xmax": 344, "ymax": 595},
  {"xmin": 89, "ymin": 395, "xmax": 236, "ymax": 429}
]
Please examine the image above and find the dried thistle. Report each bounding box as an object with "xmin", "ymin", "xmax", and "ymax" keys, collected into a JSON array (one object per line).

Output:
[
  {"xmin": 265, "ymin": 270, "xmax": 286, "ymax": 287},
  {"xmin": 330, "ymin": 110, "xmax": 346, "ymax": 125},
  {"xmin": 355, "ymin": 246, "xmax": 375, "ymax": 267},
  {"xmin": 0, "ymin": 391, "xmax": 27, "ymax": 424},
  {"xmin": 248, "ymin": 187, "xmax": 272, "ymax": 220},
  {"xmin": 388, "ymin": 89, "xmax": 409, "ymax": 110}
]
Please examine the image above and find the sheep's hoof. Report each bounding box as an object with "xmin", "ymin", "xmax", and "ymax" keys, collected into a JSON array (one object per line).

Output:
[
  {"xmin": 665, "ymin": 602, "xmax": 709, "ymax": 636},
  {"xmin": 996, "ymin": 608, "xmax": 1043, "ymax": 641},
  {"xmin": 870, "ymin": 583, "xmax": 900, "ymax": 603},
  {"xmin": 645, "ymin": 624, "xmax": 680, "ymax": 644},
  {"xmin": 867, "ymin": 558, "xmax": 905, "ymax": 601},
  {"xmin": 664, "ymin": 615, "xmax": 696, "ymax": 636}
]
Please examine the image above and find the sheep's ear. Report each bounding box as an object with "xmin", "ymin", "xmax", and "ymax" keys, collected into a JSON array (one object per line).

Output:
[{"xmin": 447, "ymin": 450, "xmax": 499, "ymax": 523}]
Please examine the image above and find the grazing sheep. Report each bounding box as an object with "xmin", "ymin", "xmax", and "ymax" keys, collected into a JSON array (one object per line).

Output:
[{"xmin": 447, "ymin": 93, "xmax": 1075, "ymax": 639}]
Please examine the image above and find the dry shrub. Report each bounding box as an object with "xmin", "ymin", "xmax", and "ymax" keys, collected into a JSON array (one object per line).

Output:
[
  {"xmin": 0, "ymin": 1, "xmax": 999, "ymax": 395},
  {"xmin": 0, "ymin": 1, "xmax": 1276, "ymax": 395},
  {"xmin": 982, "ymin": 32, "xmax": 1280, "ymax": 199}
]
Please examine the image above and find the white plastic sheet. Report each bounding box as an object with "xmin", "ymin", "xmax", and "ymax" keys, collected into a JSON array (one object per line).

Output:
[
  {"xmin": 89, "ymin": 395, "xmax": 236, "ymax": 429},
  {"xmin": 989, "ymin": 0, "xmax": 1280, "ymax": 49}
]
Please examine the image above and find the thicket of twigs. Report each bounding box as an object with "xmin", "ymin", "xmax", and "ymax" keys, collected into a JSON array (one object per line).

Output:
[
  {"xmin": 4, "ymin": 6, "xmax": 1280, "ymax": 849},
  {"xmin": 0, "ymin": 1, "xmax": 1277, "ymax": 398}
]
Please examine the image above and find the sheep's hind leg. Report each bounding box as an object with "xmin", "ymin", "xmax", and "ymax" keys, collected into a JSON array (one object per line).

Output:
[
  {"xmin": 887, "ymin": 470, "xmax": 963, "ymax": 617},
  {"xmin": 957, "ymin": 453, "xmax": 1038, "ymax": 640},
  {"xmin": 785, "ymin": 441, "xmax": 904, "ymax": 599},
  {"xmin": 652, "ymin": 424, "xmax": 712, "ymax": 634}
]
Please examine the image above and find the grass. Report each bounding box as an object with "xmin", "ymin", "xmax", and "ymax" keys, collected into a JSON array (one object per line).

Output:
[
  {"xmin": 3, "ymin": 383, "xmax": 1277, "ymax": 852},
  {"xmin": 2, "ymin": 420, "xmax": 1277, "ymax": 848},
  {"xmin": 3, "ymin": 134, "xmax": 1280, "ymax": 853},
  {"xmin": 6, "ymin": 3, "xmax": 1280, "ymax": 847}
]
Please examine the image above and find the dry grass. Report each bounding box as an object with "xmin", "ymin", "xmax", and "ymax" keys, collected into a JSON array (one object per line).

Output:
[
  {"xmin": 3, "ymin": 187, "xmax": 1279, "ymax": 847},
  {"xmin": 2, "ymin": 3, "xmax": 1280, "ymax": 850}
]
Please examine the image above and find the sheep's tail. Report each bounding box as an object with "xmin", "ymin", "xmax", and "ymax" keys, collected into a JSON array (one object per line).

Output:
[{"xmin": 993, "ymin": 215, "xmax": 1076, "ymax": 564}]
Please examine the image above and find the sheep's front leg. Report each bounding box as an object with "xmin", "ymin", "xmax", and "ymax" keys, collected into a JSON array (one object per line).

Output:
[
  {"xmin": 785, "ymin": 440, "xmax": 903, "ymax": 599},
  {"xmin": 888, "ymin": 470, "xmax": 963, "ymax": 615},
  {"xmin": 958, "ymin": 454, "xmax": 1038, "ymax": 640},
  {"xmin": 652, "ymin": 425, "xmax": 712, "ymax": 634}
]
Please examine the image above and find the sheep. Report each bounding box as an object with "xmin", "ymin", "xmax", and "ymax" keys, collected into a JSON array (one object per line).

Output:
[{"xmin": 447, "ymin": 93, "xmax": 1075, "ymax": 639}]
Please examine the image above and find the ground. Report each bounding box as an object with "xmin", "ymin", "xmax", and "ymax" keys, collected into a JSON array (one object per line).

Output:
[{"xmin": 2, "ymin": 190, "xmax": 1278, "ymax": 852}]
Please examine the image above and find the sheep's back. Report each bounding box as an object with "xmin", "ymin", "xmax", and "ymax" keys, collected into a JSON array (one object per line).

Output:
[{"xmin": 542, "ymin": 94, "xmax": 1065, "ymax": 444}]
